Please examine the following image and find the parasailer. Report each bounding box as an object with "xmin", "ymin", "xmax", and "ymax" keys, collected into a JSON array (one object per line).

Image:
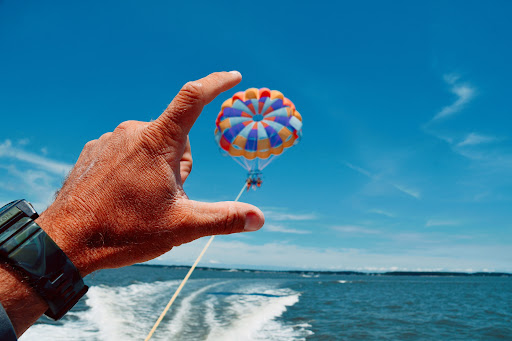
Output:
[
  {"xmin": 246, "ymin": 171, "xmax": 263, "ymax": 190},
  {"xmin": 215, "ymin": 87, "xmax": 303, "ymax": 189}
]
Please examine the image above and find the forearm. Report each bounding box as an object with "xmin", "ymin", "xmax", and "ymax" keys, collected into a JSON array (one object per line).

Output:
[{"xmin": 0, "ymin": 263, "xmax": 47, "ymax": 336}]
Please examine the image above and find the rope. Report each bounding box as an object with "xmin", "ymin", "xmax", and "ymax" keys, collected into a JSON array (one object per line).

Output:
[{"xmin": 144, "ymin": 182, "xmax": 247, "ymax": 341}]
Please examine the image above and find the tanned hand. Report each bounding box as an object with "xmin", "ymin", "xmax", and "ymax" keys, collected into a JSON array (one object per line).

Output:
[{"xmin": 0, "ymin": 71, "xmax": 265, "ymax": 336}]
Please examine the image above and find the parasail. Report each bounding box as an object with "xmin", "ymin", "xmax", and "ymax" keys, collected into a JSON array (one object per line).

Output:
[{"xmin": 215, "ymin": 87, "xmax": 303, "ymax": 189}]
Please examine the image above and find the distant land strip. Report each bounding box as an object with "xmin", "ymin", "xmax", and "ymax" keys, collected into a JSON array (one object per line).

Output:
[{"xmin": 133, "ymin": 264, "xmax": 511, "ymax": 277}]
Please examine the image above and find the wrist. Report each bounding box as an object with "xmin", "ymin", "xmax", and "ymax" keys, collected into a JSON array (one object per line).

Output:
[
  {"xmin": 35, "ymin": 207, "xmax": 94, "ymax": 277},
  {"xmin": 0, "ymin": 199, "xmax": 92, "ymax": 329}
]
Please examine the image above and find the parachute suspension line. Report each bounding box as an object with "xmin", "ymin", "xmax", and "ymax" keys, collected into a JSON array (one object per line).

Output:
[
  {"xmin": 144, "ymin": 181, "xmax": 247, "ymax": 341},
  {"xmin": 257, "ymin": 158, "xmax": 263, "ymax": 171},
  {"xmin": 243, "ymin": 158, "xmax": 252, "ymax": 171},
  {"xmin": 259, "ymin": 155, "xmax": 274, "ymax": 170},
  {"xmin": 260, "ymin": 153, "xmax": 280, "ymax": 171},
  {"xmin": 232, "ymin": 156, "xmax": 250, "ymax": 171},
  {"xmin": 232, "ymin": 154, "xmax": 281, "ymax": 173}
]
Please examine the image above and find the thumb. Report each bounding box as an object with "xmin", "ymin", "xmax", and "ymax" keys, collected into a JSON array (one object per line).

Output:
[{"xmin": 173, "ymin": 200, "xmax": 265, "ymax": 245}]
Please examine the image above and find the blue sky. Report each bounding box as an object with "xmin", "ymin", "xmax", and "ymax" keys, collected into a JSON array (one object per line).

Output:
[{"xmin": 1, "ymin": 1, "xmax": 511, "ymax": 272}]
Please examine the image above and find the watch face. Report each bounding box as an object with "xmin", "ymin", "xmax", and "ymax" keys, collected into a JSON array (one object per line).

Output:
[{"xmin": 0, "ymin": 201, "xmax": 17, "ymax": 216}]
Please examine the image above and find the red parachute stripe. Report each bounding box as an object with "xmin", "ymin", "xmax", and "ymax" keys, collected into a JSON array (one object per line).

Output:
[{"xmin": 220, "ymin": 136, "xmax": 231, "ymax": 151}]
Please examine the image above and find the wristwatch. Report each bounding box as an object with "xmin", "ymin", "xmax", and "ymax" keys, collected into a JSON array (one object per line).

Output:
[{"xmin": 0, "ymin": 200, "xmax": 88, "ymax": 320}]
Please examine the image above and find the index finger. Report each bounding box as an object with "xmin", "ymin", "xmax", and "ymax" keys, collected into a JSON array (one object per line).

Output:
[{"xmin": 152, "ymin": 71, "xmax": 242, "ymax": 142}]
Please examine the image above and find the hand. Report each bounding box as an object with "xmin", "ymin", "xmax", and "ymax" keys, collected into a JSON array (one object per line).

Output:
[{"xmin": 36, "ymin": 71, "xmax": 265, "ymax": 276}]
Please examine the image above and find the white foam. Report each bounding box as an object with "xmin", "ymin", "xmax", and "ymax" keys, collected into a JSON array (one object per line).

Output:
[
  {"xmin": 20, "ymin": 279, "xmax": 313, "ymax": 341},
  {"xmin": 20, "ymin": 316, "xmax": 97, "ymax": 341},
  {"xmin": 204, "ymin": 295, "xmax": 220, "ymax": 333},
  {"xmin": 21, "ymin": 280, "xmax": 180, "ymax": 341},
  {"xmin": 161, "ymin": 281, "xmax": 225, "ymax": 338},
  {"xmin": 301, "ymin": 274, "xmax": 319, "ymax": 278},
  {"xmin": 206, "ymin": 285, "xmax": 310, "ymax": 341}
]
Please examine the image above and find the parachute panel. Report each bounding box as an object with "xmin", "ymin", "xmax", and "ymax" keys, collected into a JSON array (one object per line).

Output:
[{"xmin": 215, "ymin": 87, "xmax": 302, "ymax": 175}]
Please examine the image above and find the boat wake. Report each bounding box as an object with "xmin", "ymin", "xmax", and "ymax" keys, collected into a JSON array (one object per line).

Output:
[{"xmin": 20, "ymin": 278, "xmax": 311, "ymax": 340}]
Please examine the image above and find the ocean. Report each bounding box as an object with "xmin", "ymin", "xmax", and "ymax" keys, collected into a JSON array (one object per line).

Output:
[{"xmin": 20, "ymin": 265, "xmax": 512, "ymax": 340}]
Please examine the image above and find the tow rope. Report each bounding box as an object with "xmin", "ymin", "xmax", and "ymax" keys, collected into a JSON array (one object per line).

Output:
[{"xmin": 144, "ymin": 183, "xmax": 247, "ymax": 340}]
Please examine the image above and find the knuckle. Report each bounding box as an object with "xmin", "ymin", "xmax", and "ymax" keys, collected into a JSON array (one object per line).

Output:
[
  {"xmin": 99, "ymin": 132, "xmax": 112, "ymax": 141},
  {"xmin": 141, "ymin": 120, "xmax": 183, "ymax": 152},
  {"xmin": 179, "ymin": 81, "xmax": 204, "ymax": 105},
  {"xmin": 140, "ymin": 124, "xmax": 169, "ymax": 149},
  {"xmin": 84, "ymin": 139, "xmax": 97, "ymax": 149},
  {"xmin": 115, "ymin": 120, "xmax": 148, "ymax": 134},
  {"xmin": 115, "ymin": 120, "xmax": 136, "ymax": 131}
]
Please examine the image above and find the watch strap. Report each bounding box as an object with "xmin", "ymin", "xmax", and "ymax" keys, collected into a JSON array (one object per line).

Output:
[{"xmin": 0, "ymin": 201, "xmax": 88, "ymax": 320}]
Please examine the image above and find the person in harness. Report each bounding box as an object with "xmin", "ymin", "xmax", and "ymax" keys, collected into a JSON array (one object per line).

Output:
[{"xmin": 246, "ymin": 172, "xmax": 263, "ymax": 190}]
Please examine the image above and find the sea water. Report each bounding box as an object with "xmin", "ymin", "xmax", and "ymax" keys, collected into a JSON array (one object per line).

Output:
[{"xmin": 21, "ymin": 265, "xmax": 512, "ymax": 340}]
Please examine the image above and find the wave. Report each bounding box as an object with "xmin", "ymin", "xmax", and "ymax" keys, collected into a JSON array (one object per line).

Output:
[
  {"xmin": 205, "ymin": 284, "xmax": 311, "ymax": 341},
  {"xmin": 20, "ymin": 279, "xmax": 312, "ymax": 341},
  {"xmin": 160, "ymin": 281, "xmax": 227, "ymax": 338},
  {"xmin": 21, "ymin": 280, "xmax": 181, "ymax": 341}
]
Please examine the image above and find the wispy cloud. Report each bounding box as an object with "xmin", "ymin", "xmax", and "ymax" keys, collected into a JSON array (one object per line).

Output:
[
  {"xmin": 332, "ymin": 225, "xmax": 380, "ymax": 235},
  {"xmin": 345, "ymin": 162, "xmax": 372, "ymax": 178},
  {"xmin": 425, "ymin": 219, "xmax": 459, "ymax": 227},
  {"xmin": 454, "ymin": 146, "xmax": 512, "ymax": 169},
  {"xmin": 368, "ymin": 209, "xmax": 395, "ymax": 218},
  {"xmin": 422, "ymin": 75, "xmax": 512, "ymax": 172},
  {"xmin": 264, "ymin": 210, "xmax": 317, "ymax": 221},
  {"xmin": 391, "ymin": 184, "xmax": 420, "ymax": 199},
  {"xmin": 457, "ymin": 133, "xmax": 497, "ymax": 147},
  {"xmin": 432, "ymin": 74, "xmax": 475, "ymax": 121},
  {"xmin": 345, "ymin": 162, "xmax": 420, "ymax": 199},
  {"xmin": 0, "ymin": 140, "xmax": 72, "ymax": 176},
  {"xmin": 0, "ymin": 140, "xmax": 71, "ymax": 211},
  {"xmin": 265, "ymin": 224, "xmax": 311, "ymax": 234},
  {"xmin": 0, "ymin": 164, "xmax": 60, "ymax": 211}
]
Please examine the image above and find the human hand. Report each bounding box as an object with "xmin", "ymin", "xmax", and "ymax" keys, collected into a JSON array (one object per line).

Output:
[{"xmin": 36, "ymin": 71, "xmax": 265, "ymax": 276}]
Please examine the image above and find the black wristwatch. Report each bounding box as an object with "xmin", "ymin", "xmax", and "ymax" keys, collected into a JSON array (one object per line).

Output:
[{"xmin": 0, "ymin": 200, "xmax": 88, "ymax": 320}]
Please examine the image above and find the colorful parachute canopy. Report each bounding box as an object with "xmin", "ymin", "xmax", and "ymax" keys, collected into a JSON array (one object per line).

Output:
[{"xmin": 215, "ymin": 88, "xmax": 302, "ymax": 173}]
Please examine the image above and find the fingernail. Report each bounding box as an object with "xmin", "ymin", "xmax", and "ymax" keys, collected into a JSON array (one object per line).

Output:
[
  {"xmin": 244, "ymin": 212, "xmax": 263, "ymax": 232},
  {"xmin": 229, "ymin": 70, "xmax": 242, "ymax": 77}
]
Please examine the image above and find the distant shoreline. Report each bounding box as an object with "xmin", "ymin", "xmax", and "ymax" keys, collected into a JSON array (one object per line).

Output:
[{"xmin": 133, "ymin": 263, "xmax": 512, "ymax": 277}]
